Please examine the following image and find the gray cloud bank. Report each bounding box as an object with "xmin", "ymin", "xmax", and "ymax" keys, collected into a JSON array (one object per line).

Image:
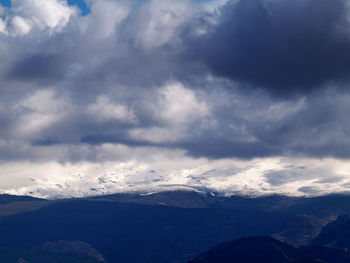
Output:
[{"xmin": 0, "ymin": 0, "xmax": 350, "ymax": 164}]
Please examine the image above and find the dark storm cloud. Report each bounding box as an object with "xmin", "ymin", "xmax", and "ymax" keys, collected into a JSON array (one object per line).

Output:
[{"xmin": 189, "ymin": 0, "xmax": 350, "ymax": 94}]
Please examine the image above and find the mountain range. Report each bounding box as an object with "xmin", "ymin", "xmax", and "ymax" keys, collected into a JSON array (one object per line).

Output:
[{"xmin": 1, "ymin": 191, "xmax": 350, "ymax": 262}]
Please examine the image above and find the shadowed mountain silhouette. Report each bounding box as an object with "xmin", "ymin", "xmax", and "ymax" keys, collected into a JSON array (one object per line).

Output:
[
  {"xmin": 312, "ymin": 214, "xmax": 350, "ymax": 249},
  {"xmin": 299, "ymin": 214, "xmax": 350, "ymax": 263},
  {"xmin": 188, "ymin": 236, "xmax": 322, "ymax": 263}
]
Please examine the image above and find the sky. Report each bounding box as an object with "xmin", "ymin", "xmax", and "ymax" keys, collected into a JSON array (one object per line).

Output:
[{"xmin": 0, "ymin": 0, "xmax": 350, "ymax": 198}]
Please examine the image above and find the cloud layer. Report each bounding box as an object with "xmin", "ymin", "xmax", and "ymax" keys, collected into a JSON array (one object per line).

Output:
[{"xmin": 0, "ymin": 0, "xmax": 350, "ymax": 197}]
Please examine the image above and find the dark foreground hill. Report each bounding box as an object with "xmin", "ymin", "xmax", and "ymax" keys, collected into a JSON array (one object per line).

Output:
[
  {"xmin": 1, "ymin": 191, "xmax": 350, "ymax": 262},
  {"xmin": 300, "ymin": 214, "xmax": 350, "ymax": 263},
  {"xmin": 189, "ymin": 236, "xmax": 321, "ymax": 263},
  {"xmin": 312, "ymin": 214, "xmax": 350, "ymax": 248},
  {"xmin": 190, "ymin": 214, "xmax": 350, "ymax": 263}
]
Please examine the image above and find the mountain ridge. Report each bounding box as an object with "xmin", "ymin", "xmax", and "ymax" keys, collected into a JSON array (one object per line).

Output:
[{"xmin": 0, "ymin": 191, "xmax": 350, "ymax": 262}]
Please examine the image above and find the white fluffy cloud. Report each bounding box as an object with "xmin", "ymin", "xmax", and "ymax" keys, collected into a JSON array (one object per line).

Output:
[
  {"xmin": 13, "ymin": 89, "xmax": 71, "ymax": 138},
  {"xmin": 1, "ymin": 0, "xmax": 77, "ymax": 36},
  {"xmin": 80, "ymin": 0, "xmax": 131, "ymax": 39},
  {"xmin": 132, "ymin": 0, "xmax": 196, "ymax": 49},
  {"xmin": 129, "ymin": 82, "xmax": 209, "ymax": 143},
  {"xmin": 158, "ymin": 82, "xmax": 209, "ymax": 125},
  {"xmin": 87, "ymin": 95, "xmax": 137, "ymax": 124}
]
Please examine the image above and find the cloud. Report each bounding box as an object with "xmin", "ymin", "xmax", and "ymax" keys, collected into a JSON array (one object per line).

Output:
[
  {"xmin": 188, "ymin": 0, "xmax": 350, "ymax": 94},
  {"xmin": 86, "ymin": 95, "xmax": 138, "ymax": 124},
  {"xmin": 157, "ymin": 82, "xmax": 209, "ymax": 125},
  {"xmin": 2, "ymin": 0, "xmax": 77, "ymax": 36},
  {"xmin": 7, "ymin": 53, "xmax": 65, "ymax": 82},
  {"xmin": 13, "ymin": 89, "xmax": 71, "ymax": 139},
  {"xmin": 0, "ymin": 0, "xmax": 349, "ymax": 197},
  {"xmin": 126, "ymin": 0, "xmax": 195, "ymax": 49},
  {"xmin": 0, "ymin": 156, "xmax": 349, "ymax": 198},
  {"xmin": 80, "ymin": 0, "xmax": 131, "ymax": 39}
]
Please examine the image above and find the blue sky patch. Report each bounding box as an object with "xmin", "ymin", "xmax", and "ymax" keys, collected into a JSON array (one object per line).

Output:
[
  {"xmin": 67, "ymin": 0, "xmax": 90, "ymax": 16},
  {"xmin": 0, "ymin": 0, "xmax": 10, "ymax": 7}
]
